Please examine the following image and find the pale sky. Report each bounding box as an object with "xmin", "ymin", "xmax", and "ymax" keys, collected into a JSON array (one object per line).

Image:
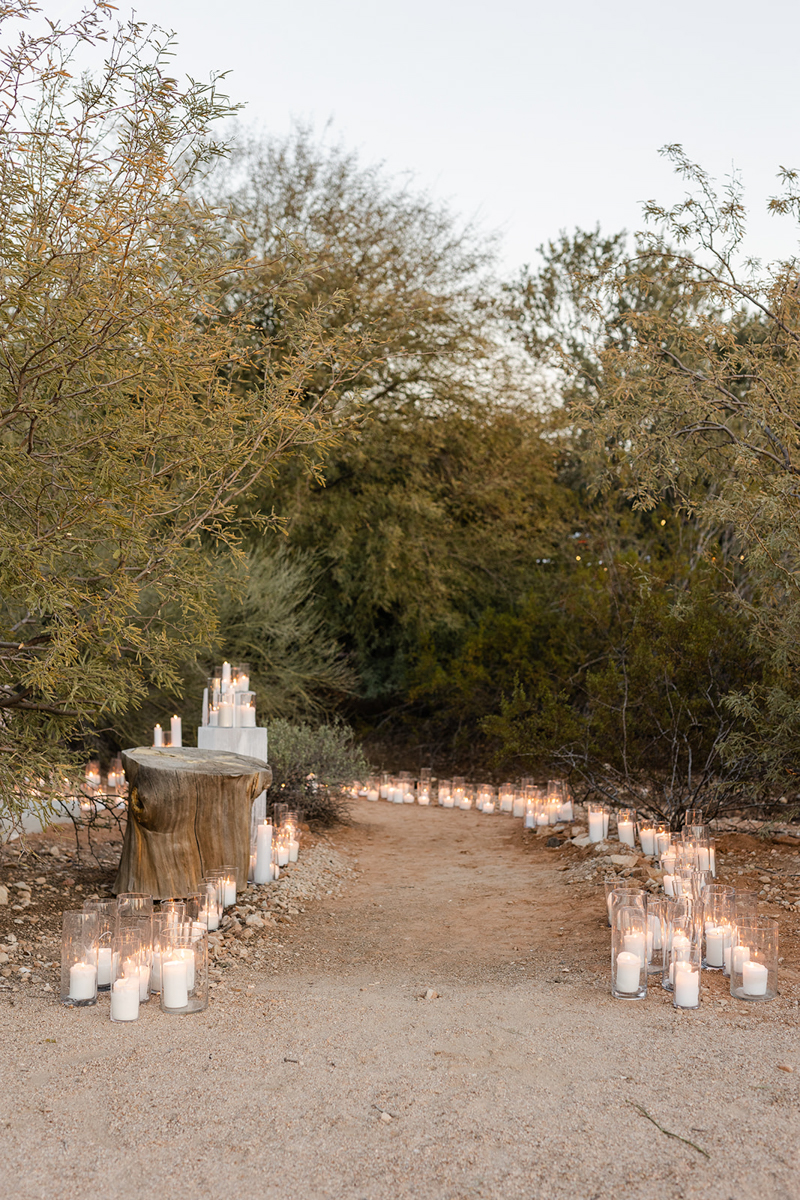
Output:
[{"xmin": 45, "ymin": 0, "xmax": 800, "ymax": 272}]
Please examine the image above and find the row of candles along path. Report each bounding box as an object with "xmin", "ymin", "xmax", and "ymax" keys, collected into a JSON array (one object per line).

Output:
[
  {"xmin": 356, "ymin": 773, "xmax": 575, "ymax": 823},
  {"xmin": 60, "ymin": 809, "xmax": 303, "ymax": 1021},
  {"xmin": 606, "ymin": 808, "xmax": 778, "ymax": 1009}
]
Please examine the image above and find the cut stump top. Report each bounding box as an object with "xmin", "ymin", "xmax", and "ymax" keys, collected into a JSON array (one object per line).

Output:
[{"xmin": 122, "ymin": 746, "xmax": 271, "ymax": 781}]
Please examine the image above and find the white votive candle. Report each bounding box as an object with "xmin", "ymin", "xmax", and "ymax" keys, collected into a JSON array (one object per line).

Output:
[
  {"xmin": 617, "ymin": 819, "xmax": 635, "ymax": 848},
  {"xmin": 615, "ymin": 950, "xmax": 641, "ymax": 993},
  {"xmin": 742, "ymin": 960, "xmax": 768, "ymax": 996},
  {"xmin": 68, "ymin": 962, "xmax": 96, "ymax": 1001},
  {"xmin": 705, "ymin": 925, "xmax": 725, "ymax": 968},
  {"xmin": 664, "ymin": 874, "xmax": 675, "ymax": 898},
  {"xmin": 111, "ymin": 976, "xmax": 140, "ymax": 1021},
  {"xmin": 97, "ymin": 947, "xmax": 112, "ymax": 988},
  {"xmin": 588, "ymin": 811, "xmax": 604, "ymax": 842},
  {"xmin": 162, "ymin": 958, "xmax": 189, "ymax": 1009},
  {"xmin": 223, "ymin": 876, "xmax": 236, "ymax": 907},
  {"xmin": 674, "ymin": 964, "xmax": 700, "ymax": 1007},
  {"xmin": 367, "ymin": 788, "xmax": 379, "ymax": 802},
  {"xmin": 288, "ymin": 838, "xmax": 299, "ymax": 863},
  {"xmin": 639, "ymin": 828, "xmax": 656, "ymax": 856}
]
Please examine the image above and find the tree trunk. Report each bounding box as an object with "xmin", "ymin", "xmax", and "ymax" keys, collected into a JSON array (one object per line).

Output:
[{"xmin": 114, "ymin": 747, "xmax": 271, "ymax": 900}]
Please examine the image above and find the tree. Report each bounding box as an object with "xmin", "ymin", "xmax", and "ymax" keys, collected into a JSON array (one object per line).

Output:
[{"xmin": 0, "ymin": 5, "xmax": 361, "ymax": 830}]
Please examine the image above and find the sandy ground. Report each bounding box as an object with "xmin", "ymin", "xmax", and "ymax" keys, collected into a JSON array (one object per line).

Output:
[{"xmin": 1, "ymin": 800, "xmax": 799, "ymax": 1200}]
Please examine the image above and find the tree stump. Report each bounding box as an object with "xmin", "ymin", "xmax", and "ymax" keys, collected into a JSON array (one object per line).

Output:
[{"xmin": 114, "ymin": 747, "xmax": 272, "ymax": 900}]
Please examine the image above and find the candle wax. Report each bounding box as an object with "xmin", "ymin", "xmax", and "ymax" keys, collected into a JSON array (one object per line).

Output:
[
  {"xmin": 68, "ymin": 962, "xmax": 97, "ymax": 1001},
  {"xmin": 674, "ymin": 965, "xmax": 700, "ymax": 1007},
  {"xmin": 615, "ymin": 950, "xmax": 641, "ymax": 994},
  {"xmin": 111, "ymin": 976, "xmax": 140, "ymax": 1021},
  {"xmin": 742, "ymin": 960, "xmax": 768, "ymax": 996},
  {"xmin": 162, "ymin": 958, "xmax": 189, "ymax": 1009}
]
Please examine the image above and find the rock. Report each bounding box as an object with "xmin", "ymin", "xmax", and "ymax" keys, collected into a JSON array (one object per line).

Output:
[
  {"xmin": 245, "ymin": 913, "xmax": 265, "ymax": 928},
  {"xmin": 0, "ymin": 953, "xmax": 8, "ymax": 965},
  {"xmin": 546, "ymin": 837, "xmax": 563, "ymax": 848},
  {"xmin": 571, "ymin": 836, "xmax": 592, "ymax": 848},
  {"xmin": 0, "ymin": 886, "xmax": 8, "ymax": 906},
  {"xmin": 609, "ymin": 854, "xmax": 639, "ymax": 867},
  {"xmin": 424, "ymin": 988, "xmax": 439, "ymax": 1000},
  {"xmin": 777, "ymin": 1064, "xmax": 794, "ymax": 1073},
  {"xmin": 380, "ymin": 1111, "xmax": 392, "ymax": 1124},
  {"xmin": 49, "ymin": 847, "xmax": 62, "ymax": 858}
]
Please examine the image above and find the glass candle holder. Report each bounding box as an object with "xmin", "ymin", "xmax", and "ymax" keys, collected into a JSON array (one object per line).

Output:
[
  {"xmin": 694, "ymin": 838, "xmax": 712, "ymax": 874},
  {"xmin": 498, "ymin": 784, "xmax": 514, "ymax": 814},
  {"xmin": 232, "ymin": 662, "xmax": 250, "ymax": 692},
  {"xmin": 438, "ymin": 780, "xmax": 453, "ymax": 807},
  {"xmin": 109, "ymin": 926, "xmax": 144, "ymax": 1022},
  {"xmin": 116, "ymin": 893, "xmax": 153, "ymax": 919},
  {"xmin": 663, "ymin": 903, "xmax": 700, "ymax": 993},
  {"xmin": 684, "ymin": 808, "xmax": 704, "ymax": 827},
  {"xmin": 673, "ymin": 940, "xmax": 702, "ymax": 1009},
  {"xmin": 416, "ymin": 780, "xmax": 431, "ymax": 805},
  {"xmin": 452, "ymin": 776, "xmax": 466, "ymax": 808},
  {"xmin": 251, "ymin": 820, "xmax": 273, "ymax": 884},
  {"xmin": 458, "ymin": 784, "xmax": 474, "ymax": 810},
  {"xmin": 646, "ymin": 896, "xmax": 667, "ymax": 976},
  {"xmin": 366, "ymin": 775, "xmax": 381, "ymax": 802},
  {"xmin": 730, "ymin": 918, "xmax": 778, "ymax": 1002},
  {"xmin": 655, "ymin": 826, "xmax": 671, "ymax": 858},
  {"xmin": 616, "ymin": 809, "xmax": 637, "ymax": 848},
  {"xmin": 217, "ymin": 865, "xmax": 237, "ymax": 906},
  {"xmin": 588, "ymin": 804, "xmax": 606, "ymax": 843},
  {"xmin": 378, "ymin": 773, "xmax": 390, "ymax": 800},
  {"xmin": 702, "ymin": 885, "xmax": 734, "ymax": 971},
  {"xmin": 523, "ymin": 801, "xmax": 536, "ymax": 829},
  {"xmin": 510, "ymin": 786, "xmax": 525, "ymax": 817},
  {"xmin": 61, "ymin": 911, "xmax": 98, "ymax": 1007},
  {"xmin": 115, "ymin": 914, "xmax": 152, "ymax": 1001},
  {"xmin": 216, "ymin": 689, "xmax": 234, "ymax": 727},
  {"xmin": 612, "ymin": 905, "xmax": 648, "ymax": 999},
  {"xmin": 234, "ymin": 690, "xmax": 256, "ymax": 728},
  {"xmin": 160, "ymin": 930, "xmax": 208, "ymax": 1015},
  {"xmin": 419, "ymin": 768, "xmax": 432, "ymax": 786},
  {"xmin": 82, "ymin": 899, "xmax": 116, "ymax": 991}
]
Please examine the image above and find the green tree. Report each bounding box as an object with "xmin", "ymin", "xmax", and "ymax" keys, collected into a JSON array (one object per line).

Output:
[{"xmin": 0, "ymin": 6, "xmax": 360, "ymax": 829}]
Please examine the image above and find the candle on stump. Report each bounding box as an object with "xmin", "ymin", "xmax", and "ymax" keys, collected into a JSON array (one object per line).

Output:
[
  {"xmin": 153, "ymin": 724, "xmax": 163, "ymax": 747},
  {"xmin": 170, "ymin": 715, "xmax": 182, "ymax": 747}
]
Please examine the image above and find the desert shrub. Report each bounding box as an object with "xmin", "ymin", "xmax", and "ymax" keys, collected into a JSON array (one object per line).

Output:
[{"xmin": 266, "ymin": 719, "xmax": 371, "ymax": 825}]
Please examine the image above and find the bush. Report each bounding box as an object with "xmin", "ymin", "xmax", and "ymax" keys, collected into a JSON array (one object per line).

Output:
[{"xmin": 266, "ymin": 719, "xmax": 371, "ymax": 826}]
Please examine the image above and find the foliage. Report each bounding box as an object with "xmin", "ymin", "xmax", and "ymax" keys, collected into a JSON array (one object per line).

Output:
[
  {"xmin": 0, "ymin": 6, "xmax": 363, "ymax": 830},
  {"xmin": 266, "ymin": 717, "xmax": 370, "ymax": 825}
]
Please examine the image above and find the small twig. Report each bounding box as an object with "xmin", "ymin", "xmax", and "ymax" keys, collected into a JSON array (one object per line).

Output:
[{"xmin": 628, "ymin": 1102, "xmax": 710, "ymax": 1159}]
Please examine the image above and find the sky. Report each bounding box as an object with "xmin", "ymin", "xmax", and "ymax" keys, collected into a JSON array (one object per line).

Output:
[{"xmin": 42, "ymin": 0, "xmax": 800, "ymax": 273}]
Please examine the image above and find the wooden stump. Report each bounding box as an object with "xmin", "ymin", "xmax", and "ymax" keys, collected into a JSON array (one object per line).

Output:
[{"xmin": 114, "ymin": 747, "xmax": 272, "ymax": 900}]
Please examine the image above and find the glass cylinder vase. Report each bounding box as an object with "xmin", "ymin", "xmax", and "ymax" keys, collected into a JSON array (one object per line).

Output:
[
  {"xmin": 160, "ymin": 930, "xmax": 209, "ymax": 1015},
  {"xmin": 730, "ymin": 918, "xmax": 778, "ymax": 1002},
  {"xmin": 60, "ymin": 911, "xmax": 98, "ymax": 1007},
  {"xmin": 611, "ymin": 905, "xmax": 647, "ymax": 999}
]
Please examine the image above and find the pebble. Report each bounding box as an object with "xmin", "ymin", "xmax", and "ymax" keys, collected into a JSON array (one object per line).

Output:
[
  {"xmin": 423, "ymin": 988, "xmax": 439, "ymax": 1000},
  {"xmin": 380, "ymin": 1111, "xmax": 392, "ymax": 1124},
  {"xmin": 0, "ymin": 886, "xmax": 7, "ymax": 906}
]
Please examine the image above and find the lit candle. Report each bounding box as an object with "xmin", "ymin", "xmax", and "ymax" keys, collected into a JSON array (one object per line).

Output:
[
  {"xmin": 732, "ymin": 944, "xmax": 750, "ymax": 974},
  {"xmin": 221, "ymin": 661, "xmax": 231, "ymax": 687},
  {"xmin": 201, "ymin": 688, "xmax": 209, "ymax": 727},
  {"xmin": 742, "ymin": 960, "xmax": 767, "ymax": 996},
  {"xmin": 287, "ymin": 838, "xmax": 299, "ymax": 863},
  {"xmin": 97, "ymin": 947, "xmax": 112, "ymax": 988},
  {"xmin": 512, "ymin": 797, "xmax": 525, "ymax": 817},
  {"xmin": 238, "ymin": 701, "xmax": 256, "ymax": 728},
  {"xmin": 696, "ymin": 846, "xmax": 710, "ymax": 872},
  {"xmin": 367, "ymin": 787, "xmax": 379, "ymax": 801},
  {"xmin": 153, "ymin": 723, "xmax": 163, "ymax": 747},
  {"xmin": 500, "ymin": 794, "xmax": 513, "ymax": 813},
  {"xmin": 483, "ymin": 800, "xmax": 495, "ymax": 813},
  {"xmin": 161, "ymin": 958, "xmax": 189, "ymax": 1009},
  {"xmin": 674, "ymin": 964, "xmax": 700, "ymax": 1007},
  {"xmin": 218, "ymin": 696, "xmax": 234, "ymax": 727},
  {"xmin": 222, "ymin": 875, "xmax": 236, "ymax": 907},
  {"xmin": 417, "ymin": 789, "xmax": 430, "ymax": 805},
  {"xmin": 170, "ymin": 715, "xmax": 182, "ymax": 747},
  {"xmin": 110, "ymin": 976, "xmax": 140, "ymax": 1021},
  {"xmin": 705, "ymin": 924, "xmax": 726, "ymax": 968},
  {"xmin": 623, "ymin": 931, "xmax": 646, "ymax": 966},
  {"xmin": 254, "ymin": 822, "xmax": 273, "ymax": 884},
  {"xmin": 639, "ymin": 827, "xmax": 656, "ymax": 856},
  {"xmin": 615, "ymin": 950, "xmax": 641, "ymax": 993},
  {"xmin": 68, "ymin": 962, "xmax": 96, "ymax": 1001},
  {"xmin": 588, "ymin": 811, "xmax": 605, "ymax": 842},
  {"xmin": 617, "ymin": 819, "xmax": 635, "ymax": 848},
  {"xmin": 536, "ymin": 810, "xmax": 549, "ymax": 826},
  {"xmin": 663, "ymin": 874, "xmax": 675, "ymax": 898},
  {"xmin": 442, "ymin": 794, "xmax": 455, "ymax": 808}
]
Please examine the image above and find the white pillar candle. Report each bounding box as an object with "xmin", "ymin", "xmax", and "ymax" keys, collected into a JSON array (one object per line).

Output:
[
  {"xmin": 524, "ymin": 811, "xmax": 535, "ymax": 828},
  {"xmin": 111, "ymin": 976, "xmax": 140, "ymax": 1021},
  {"xmin": 209, "ymin": 707, "xmax": 219, "ymax": 726},
  {"xmin": 221, "ymin": 661, "xmax": 231, "ymax": 687},
  {"xmin": 558, "ymin": 802, "xmax": 573, "ymax": 821},
  {"xmin": 153, "ymin": 723, "xmax": 163, "ymax": 747},
  {"xmin": 161, "ymin": 958, "xmax": 189, "ymax": 1009},
  {"xmin": 588, "ymin": 811, "xmax": 604, "ymax": 842},
  {"xmin": 742, "ymin": 960, "xmax": 768, "ymax": 996},
  {"xmin": 663, "ymin": 874, "xmax": 675, "ymax": 898},
  {"xmin": 201, "ymin": 688, "xmax": 209, "ymax": 727},
  {"xmin": 272, "ymin": 863, "xmax": 280, "ymax": 880},
  {"xmin": 671, "ymin": 933, "xmax": 691, "ymax": 962},
  {"xmin": 732, "ymin": 944, "xmax": 751, "ymax": 974},
  {"xmin": 723, "ymin": 944, "xmax": 732, "ymax": 973},
  {"xmin": 379, "ymin": 782, "xmax": 388, "ymax": 798},
  {"xmin": 615, "ymin": 950, "xmax": 641, "ymax": 993},
  {"xmin": 367, "ymin": 788, "xmax": 379, "ymax": 801},
  {"xmin": 287, "ymin": 838, "xmax": 299, "ymax": 863},
  {"xmin": 170, "ymin": 715, "xmax": 182, "ymax": 747},
  {"xmin": 512, "ymin": 799, "xmax": 525, "ymax": 817},
  {"xmin": 674, "ymin": 964, "xmax": 700, "ymax": 1007},
  {"xmin": 254, "ymin": 822, "xmax": 273, "ymax": 884},
  {"xmin": 500, "ymin": 796, "xmax": 513, "ymax": 813},
  {"xmin": 239, "ymin": 705, "xmax": 256, "ymax": 728},
  {"xmin": 417, "ymin": 790, "xmax": 430, "ymax": 805},
  {"xmin": 696, "ymin": 847, "xmax": 710, "ymax": 872},
  {"xmin": 277, "ymin": 844, "xmax": 289, "ymax": 866},
  {"xmin": 218, "ymin": 698, "xmax": 234, "ymax": 727},
  {"xmin": 623, "ymin": 931, "xmax": 646, "ymax": 965},
  {"xmin": 640, "ymin": 829, "xmax": 655, "ymax": 856},
  {"xmin": 68, "ymin": 962, "xmax": 96, "ymax": 1001},
  {"xmin": 442, "ymin": 795, "xmax": 455, "ymax": 808},
  {"xmin": 137, "ymin": 964, "xmax": 150, "ymax": 1001},
  {"xmin": 705, "ymin": 925, "xmax": 725, "ymax": 967},
  {"xmin": 617, "ymin": 820, "xmax": 635, "ymax": 848},
  {"xmin": 97, "ymin": 947, "xmax": 112, "ymax": 987},
  {"xmin": 603, "ymin": 812, "xmax": 610, "ymax": 838},
  {"xmin": 483, "ymin": 800, "xmax": 495, "ymax": 813},
  {"xmin": 536, "ymin": 811, "xmax": 549, "ymax": 826},
  {"xmin": 223, "ymin": 876, "xmax": 236, "ymax": 907},
  {"xmin": 710, "ymin": 847, "xmax": 716, "ymax": 877},
  {"xmin": 647, "ymin": 914, "xmax": 662, "ymax": 950}
]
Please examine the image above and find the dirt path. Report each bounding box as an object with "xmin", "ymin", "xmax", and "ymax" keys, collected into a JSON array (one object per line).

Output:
[{"xmin": 2, "ymin": 801, "xmax": 799, "ymax": 1200}]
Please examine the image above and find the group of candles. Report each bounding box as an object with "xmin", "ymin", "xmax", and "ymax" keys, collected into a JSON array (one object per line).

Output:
[
  {"xmin": 152, "ymin": 716, "xmax": 183, "ymax": 749},
  {"xmin": 359, "ymin": 773, "xmax": 574, "ymax": 825},
  {"xmin": 60, "ymin": 870, "xmax": 246, "ymax": 1019},
  {"xmin": 201, "ymin": 661, "xmax": 256, "ymax": 729},
  {"xmin": 247, "ymin": 806, "xmax": 301, "ymax": 885},
  {"xmin": 606, "ymin": 807, "xmax": 778, "ymax": 1009}
]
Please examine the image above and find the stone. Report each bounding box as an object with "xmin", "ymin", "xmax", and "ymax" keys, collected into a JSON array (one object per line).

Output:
[
  {"xmin": 380, "ymin": 1111, "xmax": 392, "ymax": 1124},
  {"xmin": 609, "ymin": 854, "xmax": 639, "ymax": 867},
  {"xmin": 0, "ymin": 953, "xmax": 8, "ymax": 965},
  {"xmin": 245, "ymin": 913, "xmax": 265, "ymax": 928},
  {"xmin": 546, "ymin": 837, "xmax": 563, "ymax": 848},
  {"xmin": 49, "ymin": 848, "xmax": 62, "ymax": 858},
  {"xmin": 0, "ymin": 886, "xmax": 8, "ymax": 906},
  {"xmin": 571, "ymin": 836, "xmax": 591, "ymax": 848},
  {"xmin": 424, "ymin": 988, "xmax": 439, "ymax": 1000}
]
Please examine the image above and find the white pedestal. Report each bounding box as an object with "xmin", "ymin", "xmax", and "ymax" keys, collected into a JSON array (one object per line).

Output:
[{"xmin": 197, "ymin": 726, "xmax": 268, "ymax": 763}]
